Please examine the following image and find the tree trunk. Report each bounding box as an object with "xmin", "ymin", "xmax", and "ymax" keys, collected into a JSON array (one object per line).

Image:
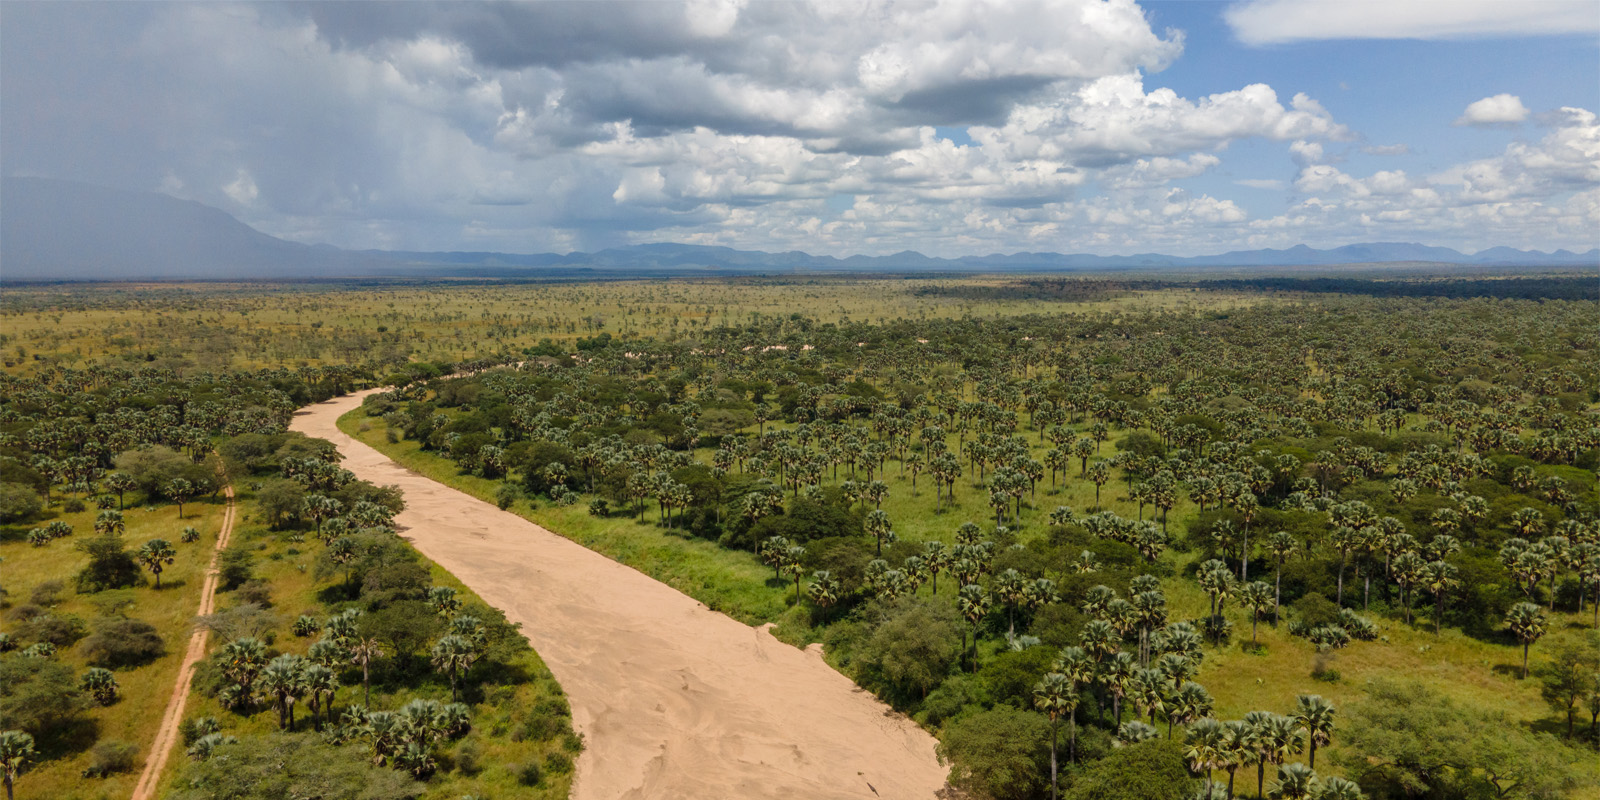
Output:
[
  {"xmin": 1309, "ymin": 740, "xmax": 1317, "ymax": 769},
  {"xmin": 1049, "ymin": 720, "xmax": 1059, "ymax": 800}
]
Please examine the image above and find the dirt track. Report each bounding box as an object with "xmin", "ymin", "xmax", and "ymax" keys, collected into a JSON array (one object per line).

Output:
[
  {"xmin": 131, "ymin": 483, "xmax": 237, "ymax": 800},
  {"xmin": 292, "ymin": 391, "xmax": 947, "ymax": 800}
]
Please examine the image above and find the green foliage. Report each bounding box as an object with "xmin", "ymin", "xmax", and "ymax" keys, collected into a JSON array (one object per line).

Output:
[
  {"xmin": 73, "ymin": 533, "xmax": 144, "ymax": 592},
  {"xmin": 1337, "ymin": 680, "xmax": 1588, "ymax": 800},
  {"xmin": 80, "ymin": 617, "xmax": 166, "ymax": 668},
  {"xmin": 1061, "ymin": 739, "xmax": 1194, "ymax": 800},
  {"xmin": 173, "ymin": 733, "xmax": 423, "ymax": 800},
  {"xmin": 0, "ymin": 482, "xmax": 41, "ymax": 523},
  {"xmin": 81, "ymin": 739, "xmax": 139, "ymax": 778},
  {"xmin": 854, "ymin": 600, "xmax": 962, "ymax": 707},
  {"xmin": 0, "ymin": 657, "xmax": 86, "ymax": 740},
  {"xmin": 936, "ymin": 706, "xmax": 1050, "ymax": 800}
]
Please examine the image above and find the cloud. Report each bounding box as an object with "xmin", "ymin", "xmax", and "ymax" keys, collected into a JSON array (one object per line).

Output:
[
  {"xmin": 1226, "ymin": 0, "xmax": 1599, "ymax": 45},
  {"xmin": 3, "ymin": 1, "xmax": 1594, "ymax": 258},
  {"xmin": 1361, "ymin": 143, "xmax": 1411, "ymax": 156},
  {"xmin": 1456, "ymin": 93, "xmax": 1530, "ymax": 126}
]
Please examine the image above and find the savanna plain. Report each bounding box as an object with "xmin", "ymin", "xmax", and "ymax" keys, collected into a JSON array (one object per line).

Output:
[{"xmin": 1, "ymin": 273, "xmax": 1597, "ymax": 800}]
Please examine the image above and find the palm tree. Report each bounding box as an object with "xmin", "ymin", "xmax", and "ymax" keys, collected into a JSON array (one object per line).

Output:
[
  {"xmin": 136, "ymin": 538, "xmax": 176, "ymax": 588},
  {"xmin": 1266, "ymin": 532, "xmax": 1296, "ymax": 622},
  {"xmin": 807, "ymin": 571, "xmax": 840, "ymax": 610},
  {"xmin": 80, "ymin": 667, "xmax": 119, "ymax": 705},
  {"xmin": 1419, "ymin": 560, "xmax": 1460, "ymax": 635},
  {"xmin": 106, "ymin": 472, "xmax": 134, "ymax": 510},
  {"xmin": 1314, "ymin": 776, "xmax": 1363, "ymax": 800},
  {"xmin": 1506, "ymin": 602, "xmax": 1546, "ymax": 679},
  {"xmin": 1242, "ymin": 582, "xmax": 1274, "ymax": 647},
  {"xmin": 956, "ymin": 584, "xmax": 990, "ymax": 672},
  {"xmin": 1221, "ymin": 719, "xmax": 1250, "ymax": 799},
  {"xmin": 1267, "ymin": 762, "xmax": 1317, "ymax": 800},
  {"xmin": 258, "ymin": 654, "xmax": 307, "ymax": 730},
  {"xmin": 166, "ymin": 477, "xmax": 196, "ymax": 518},
  {"xmin": 1242, "ymin": 711, "xmax": 1274, "ymax": 799},
  {"xmin": 0, "ymin": 730, "xmax": 35, "ymax": 800},
  {"xmin": 301, "ymin": 664, "xmax": 339, "ymax": 731},
  {"xmin": 1186, "ymin": 718, "xmax": 1227, "ymax": 797},
  {"xmin": 1104, "ymin": 651, "xmax": 1136, "ymax": 724},
  {"xmin": 1293, "ymin": 695, "xmax": 1335, "ymax": 770},
  {"xmin": 1053, "ymin": 647, "xmax": 1094, "ymax": 760},
  {"xmin": 350, "ymin": 638, "xmax": 384, "ymax": 707},
  {"xmin": 1033, "ymin": 672, "xmax": 1078, "ymax": 799},
  {"xmin": 1168, "ymin": 681, "xmax": 1214, "ymax": 740},
  {"xmin": 1329, "ymin": 526, "xmax": 1361, "ymax": 606},
  {"xmin": 219, "ymin": 637, "xmax": 268, "ymax": 702},
  {"xmin": 94, "ymin": 509, "xmax": 125, "ymax": 535},
  {"xmin": 993, "ymin": 569, "xmax": 1029, "ymax": 636},
  {"xmin": 1260, "ymin": 714, "xmax": 1303, "ymax": 796},
  {"xmin": 430, "ymin": 635, "xmax": 479, "ymax": 702},
  {"xmin": 864, "ymin": 509, "xmax": 895, "ymax": 556},
  {"xmin": 781, "ymin": 545, "xmax": 807, "ymax": 604}
]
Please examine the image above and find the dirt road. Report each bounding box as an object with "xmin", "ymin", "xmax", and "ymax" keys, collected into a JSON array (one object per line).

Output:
[
  {"xmin": 292, "ymin": 391, "xmax": 947, "ymax": 800},
  {"xmin": 131, "ymin": 483, "xmax": 237, "ymax": 800}
]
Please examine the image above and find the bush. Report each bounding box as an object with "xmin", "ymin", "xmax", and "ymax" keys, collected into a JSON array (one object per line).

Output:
[
  {"xmin": 1062, "ymin": 739, "xmax": 1194, "ymax": 800},
  {"xmin": 0, "ymin": 482, "xmax": 42, "ymax": 523},
  {"xmin": 17, "ymin": 613, "xmax": 88, "ymax": 648},
  {"xmin": 75, "ymin": 533, "xmax": 144, "ymax": 592},
  {"xmin": 63, "ymin": 497, "xmax": 88, "ymax": 513},
  {"xmin": 236, "ymin": 580, "xmax": 274, "ymax": 608},
  {"xmin": 516, "ymin": 761, "xmax": 544, "ymax": 787},
  {"xmin": 936, "ymin": 707, "xmax": 1050, "ymax": 800},
  {"xmin": 494, "ymin": 484, "xmax": 522, "ymax": 510},
  {"xmin": 82, "ymin": 739, "xmax": 139, "ymax": 778},
  {"xmin": 81, "ymin": 618, "xmax": 166, "ymax": 668},
  {"xmin": 218, "ymin": 548, "xmax": 255, "ymax": 590},
  {"xmin": 30, "ymin": 579, "xmax": 66, "ymax": 606},
  {"xmin": 543, "ymin": 751, "xmax": 574, "ymax": 774},
  {"xmin": 171, "ymin": 733, "xmax": 422, "ymax": 800},
  {"xmin": 0, "ymin": 657, "xmax": 86, "ymax": 738}
]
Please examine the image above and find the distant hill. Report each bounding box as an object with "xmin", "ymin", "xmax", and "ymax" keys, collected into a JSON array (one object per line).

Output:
[
  {"xmin": 3, "ymin": 177, "xmax": 1594, "ymax": 281},
  {"xmin": 0, "ymin": 177, "xmax": 374, "ymax": 280}
]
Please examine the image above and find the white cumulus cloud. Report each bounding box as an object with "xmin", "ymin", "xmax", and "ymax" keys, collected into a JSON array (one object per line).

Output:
[
  {"xmin": 1226, "ymin": 0, "xmax": 1599, "ymax": 45},
  {"xmin": 1457, "ymin": 94, "xmax": 1530, "ymax": 126}
]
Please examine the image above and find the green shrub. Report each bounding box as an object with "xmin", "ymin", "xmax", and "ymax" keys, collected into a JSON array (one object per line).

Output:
[
  {"xmin": 81, "ymin": 617, "xmax": 166, "ymax": 668},
  {"xmin": 82, "ymin": 739, "xmax": 139, "ymax": 778}
]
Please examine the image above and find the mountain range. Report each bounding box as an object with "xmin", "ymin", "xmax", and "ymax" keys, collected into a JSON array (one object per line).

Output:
[{"xmin": 3, "ymin": 177, "xmax": 1595, "ymax": 282}]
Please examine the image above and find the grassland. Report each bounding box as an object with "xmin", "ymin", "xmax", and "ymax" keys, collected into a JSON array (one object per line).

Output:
[
  {"xmin": 0, "ymin": 490, "xmax": 228, "ymax": 800},
  {"xmin": 157, "ymin": 481, "xmax": 577, "ymax": 800},
  {"xmin": 0, "ymin": 278, "xmax": 1269, "ymax": 374}
]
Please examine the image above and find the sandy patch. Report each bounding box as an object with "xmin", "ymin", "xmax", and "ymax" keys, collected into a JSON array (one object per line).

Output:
[{"xmin": 292, "ymin": 392, "xmax": 947, "ymax": 799}]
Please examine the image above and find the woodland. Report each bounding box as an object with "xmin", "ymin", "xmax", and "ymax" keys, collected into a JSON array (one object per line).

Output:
[{"xmin": 1, "ymin": 274, "xmax": 1596, "ymax": 800}]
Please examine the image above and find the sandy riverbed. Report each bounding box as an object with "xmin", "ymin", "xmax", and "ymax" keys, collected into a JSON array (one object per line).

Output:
[{"xmin": 291, "ymin": 391, "xmax": 947, "ymax": 800}]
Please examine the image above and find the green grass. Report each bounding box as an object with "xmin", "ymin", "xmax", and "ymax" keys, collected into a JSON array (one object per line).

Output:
[
  {"xmin": 157, "ymin": 483, "xmax": 577, "ymax": 800},
  {"xmin": 1, "ymin": 492, "xmax": 227, "ymax": 800}
]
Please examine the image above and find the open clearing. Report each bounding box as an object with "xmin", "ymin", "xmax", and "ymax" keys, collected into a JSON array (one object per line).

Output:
[{"xmin": 292, "ymin": 390, "xmax": 947, "ymax": 800}]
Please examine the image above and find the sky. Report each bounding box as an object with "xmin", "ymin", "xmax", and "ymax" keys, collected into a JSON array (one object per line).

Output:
[{"xmin": 3, "ymin": 0, "xmax": 1597, "ymax": 257}]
